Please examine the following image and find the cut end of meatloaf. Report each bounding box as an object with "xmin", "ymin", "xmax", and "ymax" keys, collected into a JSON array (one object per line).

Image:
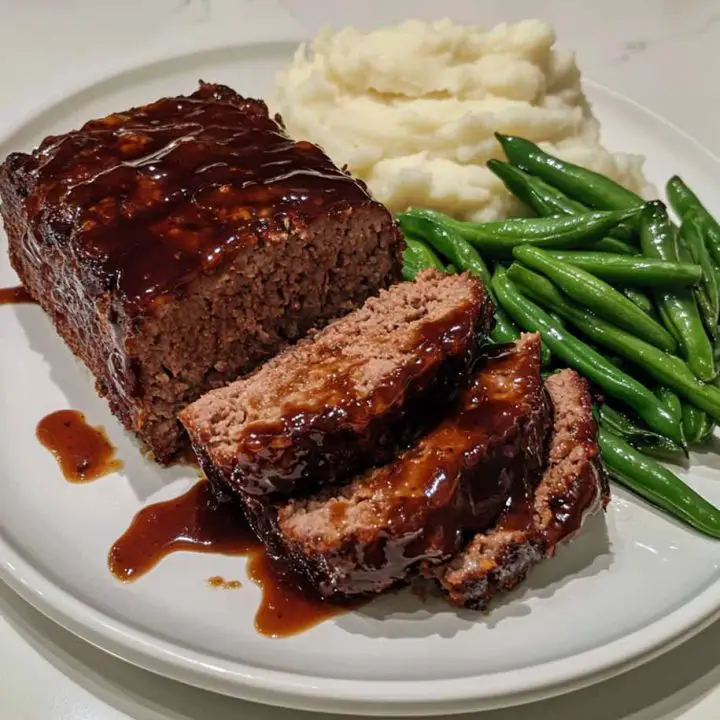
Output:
[
  {"xmin": 439, "ymin": 368, "xmax": 608, "ymax": 610},
  {"xmin": 0, "ymin": 81, "xmax": 403, "ymax": 462},
  {"xmin": 180, "ymin": 269, "xmax": 494, "ymax": 495},
  {"xmin": 243, "ymin": 333, "xmax": 550, "ymax": 599}
]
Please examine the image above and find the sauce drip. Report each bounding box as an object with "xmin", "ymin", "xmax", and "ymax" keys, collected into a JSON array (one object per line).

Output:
[
  {"xmin": 247, "ymin": 552, "xmax": 360, "ymax": 638},
  {"xmin": 108, "ymin": 480, "xmax": 257, "ymax": 582},
  {"xmin": 108, "ymin": 480, "xmax": 360, "ymax": 636},
  {"xmin": 36, "ymin": 409, "xmax": 122, "ymax": 482},
  {"xmin": 0, "ymin": 285, "xmax": 37, "ymax": 305}
]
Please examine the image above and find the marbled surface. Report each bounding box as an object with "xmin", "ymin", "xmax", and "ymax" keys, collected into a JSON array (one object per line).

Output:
[{"xmin": 1, "ymin": 1, "xmax": 719, "ymax": 718}]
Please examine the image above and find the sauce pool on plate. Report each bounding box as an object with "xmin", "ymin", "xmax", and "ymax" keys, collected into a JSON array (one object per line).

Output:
[
  {"xmin": 36, "ymin": 409, "xmax": 123, "ymax": 482},
  {"xmin": 247, "ymin": 551, "xmax": 359, "ymax": 638},
  {"xmin": 108, "ymin": 481, "xmax": 258, "ymax": 582},
  {"xmin": 109, "ymin": 480, "xmax": 361, "ymax": 636},
  {"xmin": 0, "ymin": 285, "xmax": 37, "ymax": 305}
]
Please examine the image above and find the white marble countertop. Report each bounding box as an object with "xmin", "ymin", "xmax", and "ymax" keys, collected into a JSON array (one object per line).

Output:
[{"xmin": 1, "ymin": 1, "xmax": 720, "ymax": 718}]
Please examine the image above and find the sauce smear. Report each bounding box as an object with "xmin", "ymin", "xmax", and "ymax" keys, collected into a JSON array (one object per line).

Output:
[
  {"xmin": 109, "ymin": 480, "xmax": 361, "ymax": 636},
  {"xmin": 0, "ymin": 285, "xmax": 37, "ymax": 305},
  {"xmin": 109, "ymin": 481, "xmax": 257, "ymax": 582},
  {"xmin": 36, "ymin": 409, "xmax": 122, "ymax": 482},
  {"xmin": 247, "ymin": 552, "xmax": 360, "ymax": 638}
]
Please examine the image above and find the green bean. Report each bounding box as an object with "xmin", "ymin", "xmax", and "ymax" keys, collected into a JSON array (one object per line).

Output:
[
  {"xmin": 491, "ymin": 266, "xmax": 682, "ymax": 443},
  {"xmin": 680, "ymin": 213, "xmax": 719, "ymax": 338},
  {"xmin": 605, "ymin": 353, "xmax": 629, "ymax": 372},
  {"xmin": 402, "ymin": 265, "xmax": 418, "ymax": 281},
  {"xmin": 496, "ymin": 133, "xmax": 644, "ymax": 211},
  {"xmin": 622, "ymin": 287, "xmax": 655, "ymax": 315},
  {"xmin": 667, "ymin": 175, "xmax": 720, "ymax": 263},
  {"xmin": 548, "ymin": 311, "xmax": 566, "ymax": 328},
  {"xmin": 404, "ymin": 206, "xmax": 640, "ymax": 257},
  {"xmin": 593, "ymin": 237, "xmax": 637, "ymax": 255},
  {"xmin": 540, "ymin": 251, "xmax": 702, "ymax": 288},
  {"xmin": 656, "ymin": 386, "xmax": 682, "ymax": 421},
  {"xmin": 599, "ymin": 426, "xmax": 720, "ymax": 539},
  {"xmin": 398, "ymin": 214, "xmax": 491, "ymax": 284},
  {"xmin": 640, "ymin": 202, "xmax": 716, "ymax": 381},
  {"xmin": 682, "ymin": 402, "xmax": 709, "ymax": 446},
  {"xmin": 491, "ymin": 283, "xmax": 524, "ymax": 346},
  {"xmin": 598, "ymin": 404, "xmax": 684, "ymax": 461},
  {"xmin": 488, "ymin": 264, "xmax": 520, "ymax": 343},
  {"xmin": 508, "ymin": 262, "xmax": 720, "ymax": 429},
  {"xmin": 698, "ymin": 415, "xmax": 716, "ymax": 444},
  {"xmin": 401, "ymin": 251, "xmax": 424, "ymax": 281},
  {"xmin": 489, "ymin": 321, "xmax": 521, "ymax": 345},
  {"xmin": 667, "ymin": 179, "xmax": 720, "ymax": 311},
  {"xmin": 513, "ymin": 246, "xmax": 677, "ymax": 352},
  {"xmin": 398, "ymin": 212, "xmax": 522, "ymax": 349},
  {"xmin": 404, "ymin": 236, "xmax": 444, "ymax": 271},
  {"xmin": 657, "ymin": 301, "xmax": 682, "ymax": 345},
  {"xmin": 598, "ymin": 404, "xmax": 638, "ymax": 435},
  {"xmin": 488, "ymin": 159, "xmax": 586, "ymax": 215},
  {"xmin": 487, "ymin": 159, "xmax": 636, "ymax": 244},
  {"xmin": 489, "ymin": 267, "xmax": 552, "ymax": 364},
  {"xmin": 401, "ymin": 237, "xmax": 446, "ymax": 281},
  {"xmin": 695, "ymin": 212, "xmax": 720, "ymax": 271}
]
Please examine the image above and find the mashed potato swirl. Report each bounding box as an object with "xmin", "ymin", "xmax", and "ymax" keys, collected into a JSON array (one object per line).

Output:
[{"xmin": 275, "ymin": 19, "xmax": 652, "ymax": 221}]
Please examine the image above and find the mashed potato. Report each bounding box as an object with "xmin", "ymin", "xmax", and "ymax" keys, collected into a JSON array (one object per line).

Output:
[{"xmin": 275, "ymin": 19, "xmax": 652, "ymax": 221}]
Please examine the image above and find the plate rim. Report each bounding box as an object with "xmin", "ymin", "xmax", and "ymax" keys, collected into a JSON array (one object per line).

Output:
[{"xmin": 1, "ymin": 41, "xmax": 719, "ymax": 716}]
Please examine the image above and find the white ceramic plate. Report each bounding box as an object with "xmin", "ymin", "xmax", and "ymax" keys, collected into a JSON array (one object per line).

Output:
[{"xmin": 1, "ymin": 41, "xmax": 720, "ymax": 717}]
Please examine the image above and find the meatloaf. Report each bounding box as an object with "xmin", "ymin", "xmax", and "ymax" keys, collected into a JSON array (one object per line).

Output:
[
  {"xmin": 242, "ymin": 334, "xmax": 550, "ymax": 599},
  {"xmin": 0, "ymin": 82, "xmax": 402, "ymax": 462},
  {"xmin": 438, "ymin": 369, "xmax": 609, "ymax": 609},
  {"xmin": 180, "ymin": 269, "xmax": 494, "ymax": 496}
]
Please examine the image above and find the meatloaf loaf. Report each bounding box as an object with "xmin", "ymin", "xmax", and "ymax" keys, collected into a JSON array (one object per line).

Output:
[
  {"xmin": 0, "ymin": 82, "xmax": 403, "ymax": 462},
  {"xmin": 242, "ymin": 334, "xmax": 550, "ymax": 599},
  {"xmin": 180, "ymin": 269, "xmax": 494, "ymax": 496},
  {"xmin": 438, "ymin": 369, "xmax": 608, "ymax": 609}
]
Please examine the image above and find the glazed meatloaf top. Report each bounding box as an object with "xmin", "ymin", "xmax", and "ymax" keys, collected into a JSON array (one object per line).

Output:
[
  {"xmin": 1, "ymin": 81, "xmax": 379, "ymax": 315},
  {"xmin": 181, "ymin": 269, "xmax": 494, "ymax": 495},
  {"xmin": 244, "ymin": 334, "xmax": 550, "ymax": 598}
]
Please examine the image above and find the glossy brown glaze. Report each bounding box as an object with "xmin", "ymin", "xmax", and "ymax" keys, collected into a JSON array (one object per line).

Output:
[
  {"xmin": 538, "ymin": 454, "xmax": 605, "ymax": 548},
  {"xmin": 36, "ymin": 410, "xmax": 123, "ymax": 482},
  {"xmin": 201, "ymin": 277, "xmax": 494, "ymax": 497},
  {"xmin": 353, "ymin": 338, "xmax": 549, "ymax": 572},
  {"xmin": 108, "ymin": 480, "xmax": 258, "ymax": 582},
  {"xmin": 244, "ymin": 335, "xmax": 551, "ymax": 599},
  {"xmin": 497, "ymin": 479, "xmax": 535, "ymax": 533},
  {"xmin": 109, "ymin": 479, "xmax": 358, "ymax": 635},
  {"xmin": 438, "ymin": 369, "xmax": 607, "ymax": 610},
  {"xmin": 247, "ymin": 552, "xmax": 360, "ymax": 638},
  {"xmin": 0, "ymin": 285, "xmax": 37, "ymax": 305},
  {"xmin": 7, "ymin": 83, "xmax": 373, "ymax": 314}
]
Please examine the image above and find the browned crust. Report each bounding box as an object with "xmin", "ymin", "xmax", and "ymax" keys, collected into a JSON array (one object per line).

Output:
[{"xmin": 439, "ymin": 369, "xmax": 608, "ymax": 609}]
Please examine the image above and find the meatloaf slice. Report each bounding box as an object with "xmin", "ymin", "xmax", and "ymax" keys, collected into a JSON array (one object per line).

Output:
[
  {"xmin": 242, "ymin": 334, "xmax": 550, "ymax": 599},
  {"xmin": 438, "ymin": 369, "xmax": 608, "ymax": 610},
  {"xmin": 180, "ymin": 269, "xmax": 494, "ymax": 496},
  {"xmin": 0, "ymin": 82, "xmax": 402, "ymax": 462}
]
